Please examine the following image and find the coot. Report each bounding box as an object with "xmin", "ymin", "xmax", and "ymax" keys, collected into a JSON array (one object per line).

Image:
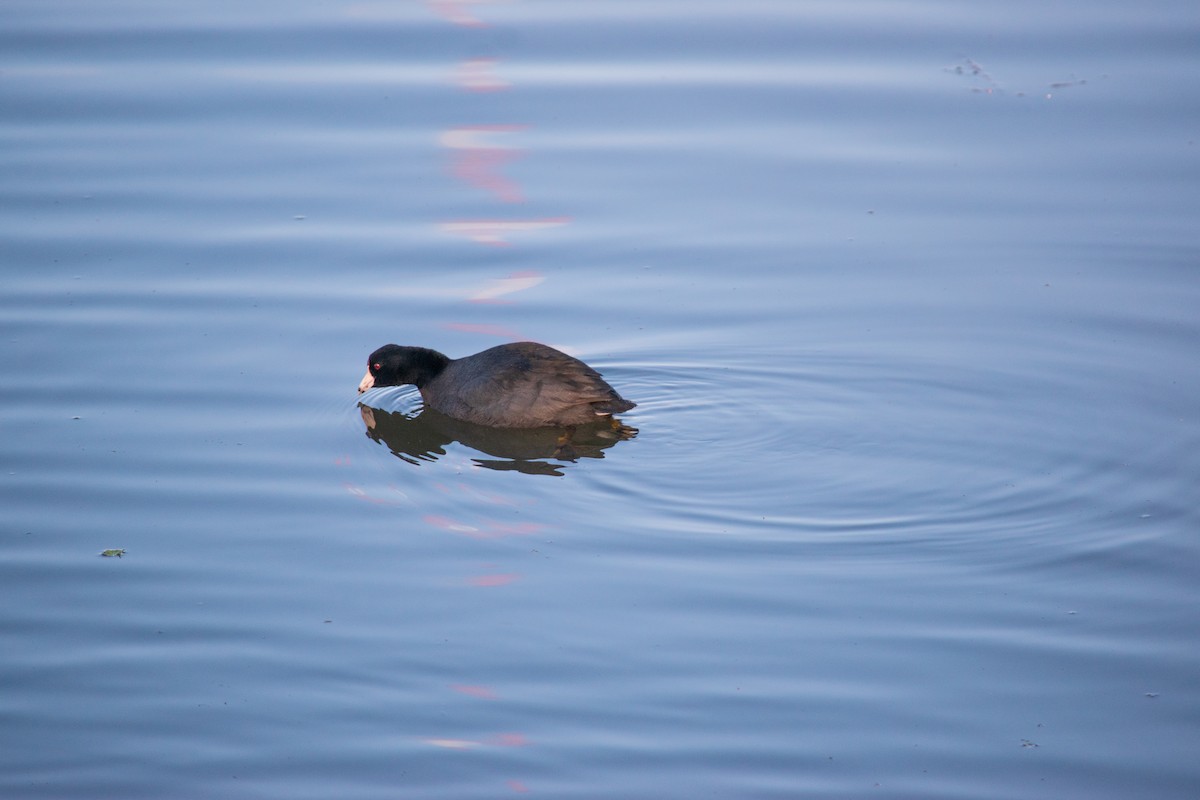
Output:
[{"xmin": 358, "ymin": 342, "xmax": 636, "ymax": 428}]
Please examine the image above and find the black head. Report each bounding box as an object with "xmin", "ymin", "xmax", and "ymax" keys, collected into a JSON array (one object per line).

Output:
[{"xmin": 358, "ymin": 345, "xmax": 450, "ymax": 393}]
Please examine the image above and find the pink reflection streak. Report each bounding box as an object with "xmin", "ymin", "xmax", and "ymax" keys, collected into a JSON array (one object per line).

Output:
[
  {"xmin": 423, "ymin": 514, "xmax": 543, "ymax": 540},
  {"xmin": 421, "ymin": 12, "xmax": 545, "ymax": 796},
  {"xmin": 427, "ymin": 0, "xmax": 495, "ymax": 28},
  {"xmin": 343, "ymin": 482, "xmax": 407, "ymax": 506},
  {"xmin": 441, "ymin": 125, "xmax": 527, "ymax": 203},
  {"xmin": 468, "ymin": 572, "xmax": 522, "ymax": 587},
  {"xmin": 456, "ymin": 57, "xmax": 511, "ymax": 92},
  {"xmin": 490, "ymin": 732, "xmax": 531, "ymax": 747},
  {"xmin": 422, "ymin": 738, "xmax": 478, "ymax": 750},
  {"xmin": 433, "ymin": 480, "xmax": 524, "ymax": 507},
  {"xmin": 440, "ymin": 217, "xmax": 571, "ymax": 247},
  {"xmin": 465, "ymin": 270, "xmax": 545, "ymax": 304},
  {"xmin": 450, "ymin": 684, "xmax": 499, "ymax": 700},
  {"xmin": 421, "ymin": 732, "xmax": 531, "ymax": 749},
  {"xmin": 441, "ymin": 322, "xmax": 523, "ymax": 339}
]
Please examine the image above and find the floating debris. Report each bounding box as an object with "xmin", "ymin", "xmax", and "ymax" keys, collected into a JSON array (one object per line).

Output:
[
  {"xmin": 946, "ymin": 58, "xmax": 1094, "ymax": 100},
  {"xmin": 99, "ymin": 549, "xmax": 126, "ymax": 558}
]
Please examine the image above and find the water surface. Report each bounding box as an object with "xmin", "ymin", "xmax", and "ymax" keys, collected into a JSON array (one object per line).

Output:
[{"xmin": 2, "ymin": 1, "xmax": 1199, "ymax": 798}]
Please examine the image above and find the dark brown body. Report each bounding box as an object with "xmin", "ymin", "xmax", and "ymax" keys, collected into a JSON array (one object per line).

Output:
[{"xmin": 359, "ymin": 342, "xmax": 636, "ymax": 428}]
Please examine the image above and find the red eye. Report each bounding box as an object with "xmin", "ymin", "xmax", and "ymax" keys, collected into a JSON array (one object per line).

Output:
[{"xmin": 372, "ymin": 362, "xmax": 382, "ymax": 371}]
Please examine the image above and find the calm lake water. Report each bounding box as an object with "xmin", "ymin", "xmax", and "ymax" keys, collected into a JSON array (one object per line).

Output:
[{"xmin": 3, "ymin": 1, "xmax": 1199, "ymax": 798}]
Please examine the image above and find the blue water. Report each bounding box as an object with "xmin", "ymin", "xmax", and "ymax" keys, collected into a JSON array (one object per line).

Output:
[{"xmin": 3, "ymin": 1, "xmax": 1199, "ymax": 798}]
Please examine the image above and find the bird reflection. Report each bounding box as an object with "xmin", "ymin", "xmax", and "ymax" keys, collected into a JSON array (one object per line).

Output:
[{"xmin": 359, "ymin": 401, "xmax": 635, "ymax": 476}]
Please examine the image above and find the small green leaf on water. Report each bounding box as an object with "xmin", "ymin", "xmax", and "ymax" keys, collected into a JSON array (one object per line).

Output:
[{"xmin": 100, "ymin": 549, "xmax": 126, "ymax": 558}]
